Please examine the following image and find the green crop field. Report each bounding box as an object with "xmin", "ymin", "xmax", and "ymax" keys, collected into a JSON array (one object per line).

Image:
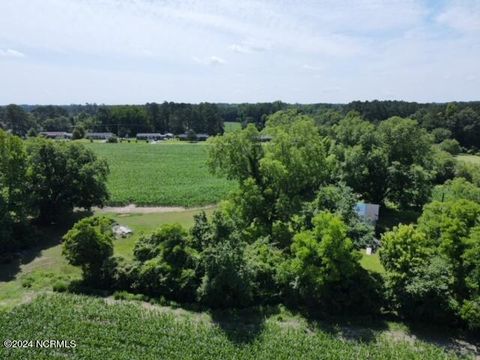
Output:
[
  {"xmin": 0, "ymin": 293, "xmax": 465, "ymax": 360},
  {"xmin": 85, "ymin": 142, "xmax": 236, "ymax": 207},
  {"xmin": 224, "ymin": 121, "xmax": 242, "ymax": 132}
]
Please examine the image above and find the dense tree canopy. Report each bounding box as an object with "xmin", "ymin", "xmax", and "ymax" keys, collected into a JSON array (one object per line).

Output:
[
  {"xmin": 0, "ymin": 130, "xmax": 31, "ymax": 253},
  {"xmin": 381, "ymin": 196, "xmax": 480, "ymax": 329},
  {"xmin": 27, "ymin": 139, "xmax": 110, "ymax": 223}
]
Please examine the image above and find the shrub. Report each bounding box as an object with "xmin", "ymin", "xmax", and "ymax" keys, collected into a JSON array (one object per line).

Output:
[
  {"xmin": 432, "ymin": 178, "xmax": 480, "ymax": 203},
  {"xmin": 195, "ymin": 210, "xmax": 254, "ymax": 308},
  {"xmin": 245, "ymin": 238, "xmax": 285, "ymax": 302},
  {"xmin": 302, "ymin": 184, "xmax": 375, "ymax": 249},
  {"xmin": 53, "ymin": 281, "xmax": 69, "ymax": 293},
  {"xmin": 460, "ymin": 298, "xmax": 480, "ymax": 330},
  {"xmin": 439, "ymin": 139, "xmax": 461, "ymax": 155},
  {"xmin": 72, "ymin": 125, "xmax": 85, "ymax": 140},
  {"xmin": 113, "ymin": 291, "xmax": 148, "ymax": 302},
  {"xmin": 285, "ymin": 211, "xmax": 376, "ymax": 313},
  {"xmin": 431, "ymin": 128, "xmax": 452, "ymax": 143},
  {"xmin": 197, "ymin": 233, "xmax": 254, "ymax": 308},
  {"xmin": 132, "ymin": 224, "xmax": 199, "ymax": 302},
  {"xmin": 107, "ymin": 135, "xmax": 118, "ymax": 143},
  {"xmin": 62, "ymin": 216, "xmax": 114, "ymax": 286}
]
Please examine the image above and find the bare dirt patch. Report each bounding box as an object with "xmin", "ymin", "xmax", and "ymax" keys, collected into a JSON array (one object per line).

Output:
[{"xmin": 95, "ymin": 204, "xmax": 215, "ymax": 214}]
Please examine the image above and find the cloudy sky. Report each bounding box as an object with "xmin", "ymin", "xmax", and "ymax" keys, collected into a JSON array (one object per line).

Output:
[{"xmin": 0, "ymin": 0, "xmax": 479, "ymax": 104}]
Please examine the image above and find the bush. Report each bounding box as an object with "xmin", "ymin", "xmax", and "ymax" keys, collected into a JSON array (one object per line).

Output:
[
  {"xmin": 460, "ymin": 298, "xmax": 480, "ymax": 330},
  {"xmin": 245, "ymin": 238, "xmax": 285, "ymax": 303},
  {"xmin": 302, "ymin": 184, "xmax": 375, "ymax": 249},
  {"xmin": 197, "ymin": 233, "xmax": 254, "ymax": 308},
  {"xmin": 284, "ymin": 211, "xmax": 376, "ymax": 313},
  {"xmin": 72, "ymin": 125, "xmax": 85, "ymax": 140},
  {"xmin": 132, "ymin": 224, "xmax": 199, "ymax": 302},
  {"xmin": 439, "ymin": 139, "xmax": 461, "ymax": 155},
  {"xmin": 431, "ymin": 128, "xmax": 452, "ymax": 143},
  {"xmin": 113, "ymin": 291, "xmax": 148, "ymax": 302},
  {"xmin": 107, "ymin": 135, "xmax": 118, "ymax": 143},
  {"xmin": 195, "ymin": 210, "xmax": 254, "ymax": 308},
  {"xmin": 62, "ymin": 216, "xmax": 114, "ymax": 286},
  {"xmin": 53, "ymin": 281, "xmax": 69, "ymax": 293}
]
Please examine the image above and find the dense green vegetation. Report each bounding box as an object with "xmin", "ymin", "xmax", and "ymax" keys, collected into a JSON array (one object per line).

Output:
[
  {"xmin": 0, "ymin": 102, "xmax": 224, "ymax": 137},
  {"xmin": 0, "ymin": 209, "xmax": 211, "ymax": 311},
  {"xmin": 2, "ymin": 106, "xmax": 480, "ymax": 358},
  {"xmin": 0, "ymin": 131, "xmax": 109, "ymax": 256},
  {"xmin": 85, "ymin": 142, "xmax": 235, "ymax": 206},
  {"xmin": 381, "ymin": 179, "xmax": 480, "ymax": 330},
  {"xmin": 2, "ymin": 100, "xmax": 480, "ymax": 149},
  {"xmin": 0, "ymin": 293, "xmax": 468, "ymax": 360}
]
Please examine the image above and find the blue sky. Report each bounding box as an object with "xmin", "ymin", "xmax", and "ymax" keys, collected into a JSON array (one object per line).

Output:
[{"xmin": 0, "ymin": 0, "xmax": 479, "ymax": 104}]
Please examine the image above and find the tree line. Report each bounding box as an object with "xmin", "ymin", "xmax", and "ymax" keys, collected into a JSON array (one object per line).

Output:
[
  {"xmin": 2, "ymin": 100, "xmax": 480, "ymax": 149},
  {"xmin": 0, "ymin": 102, "xmax": 224, "ymax": 137}
]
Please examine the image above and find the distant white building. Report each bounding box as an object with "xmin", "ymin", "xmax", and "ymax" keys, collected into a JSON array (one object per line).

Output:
[
  {"xmin": 136, "ymin": 133, "xmax": 166, "ymax": 141},
  {"xmin": 40, "ymin": 131, "xmax": 72, "ymax": 139},
  {"xmin": 86, "ymin": 132, "xmax": 114, "ymax": 140},
  {"xmin": 355, "ymin": 203, "xmax": 380, "ymax": 223}
]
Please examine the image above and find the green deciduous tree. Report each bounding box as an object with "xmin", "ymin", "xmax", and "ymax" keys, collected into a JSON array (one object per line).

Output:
[
  {"xmin": 27, "ymin": 139, "xmax": 109, "ymax": 224},
  {"xmin": 0, "ymin": 130, "xmax": 31, "ymax": 253},
  {"xmin": 63, "ymin": 216, "xmax": 114, "ymax": 285},
  {"xmin": 381, "ymin": 197, "xmax": 480, "ymax": 329},
  {"xmin": 72, "ymin": 125, "xmax": 85, "ymax": 140}
]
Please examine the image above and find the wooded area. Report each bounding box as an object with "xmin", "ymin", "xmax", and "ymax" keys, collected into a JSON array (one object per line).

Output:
[{"xmin": 1, "ymin": 100, "xmax": 480, "ymax": 149}]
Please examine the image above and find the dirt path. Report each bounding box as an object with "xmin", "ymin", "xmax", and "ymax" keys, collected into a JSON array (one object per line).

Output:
[{"xmin": 95, "ymin": 204, "xmax": 215, "ymax": 214}]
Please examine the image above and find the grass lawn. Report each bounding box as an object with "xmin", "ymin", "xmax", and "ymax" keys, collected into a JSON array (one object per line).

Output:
[
  {"xmin": 360, "ymin": 251, "xmax": 384, "ymax": 274},
  {"xmin": 0, "ymin": 209, "xmax": 209, "ymax": 311},
  {"xmin": 0, "ymin": 293, "xmax": 469, "ymax": 360},
  {"xmin": 109, "ymin": 208, "xmax": 214, "ymax": 259},
  {"xmin": 85, "ymin": 142, "xmax": 235, "ymax": 207}
]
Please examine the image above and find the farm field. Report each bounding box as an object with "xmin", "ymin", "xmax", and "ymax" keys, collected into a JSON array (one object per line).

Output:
[
  {"xmin": 0, "ymin": 293, "xmax": 469, "ymax": 360},
  {"xmin": 85, "ymin": 142, "xmax": 236, "ymax": 207},
  {"xmin": 224, "ymin": 121, "xmax": 242, "ymax": 132}
]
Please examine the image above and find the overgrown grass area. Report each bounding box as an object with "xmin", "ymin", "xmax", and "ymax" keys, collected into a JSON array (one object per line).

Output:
[
  {"xmin": 0, "ymin": 209, "xmax": 210, "ymax": 311},
  {"xmin": 0, "ymin": 293, "xmax": 470, "ymax": 360},
  {"xmin": 85, "ymin": 142, "xmax": 236, "ymax": 207},
  {"xmin": 456, "ymin": 154, "xmax": 480, "ymax": 165}
]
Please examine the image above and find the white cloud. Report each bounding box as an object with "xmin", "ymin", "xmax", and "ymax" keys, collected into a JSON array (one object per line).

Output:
[
  {"xmin": 228, "ymin": 44, "xmax": 250, "ymax": 53},
  {"xmin": 193, "ymin": 56, "xmax": 226, "ymax": 65},
  {"xmin": 437, "ymin": 2, "xmax": 480, "ymax": 33},
  {"xmin": 302, "ymin": 64, "xmax": 324, "ymax": 71},
  {"xmin": 0, "ymin": 48, "xmax": 25, "ymax": 58},
  {"xmin": 0, "ymin": 0, "xmax": 478, "ymax": 103}
]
